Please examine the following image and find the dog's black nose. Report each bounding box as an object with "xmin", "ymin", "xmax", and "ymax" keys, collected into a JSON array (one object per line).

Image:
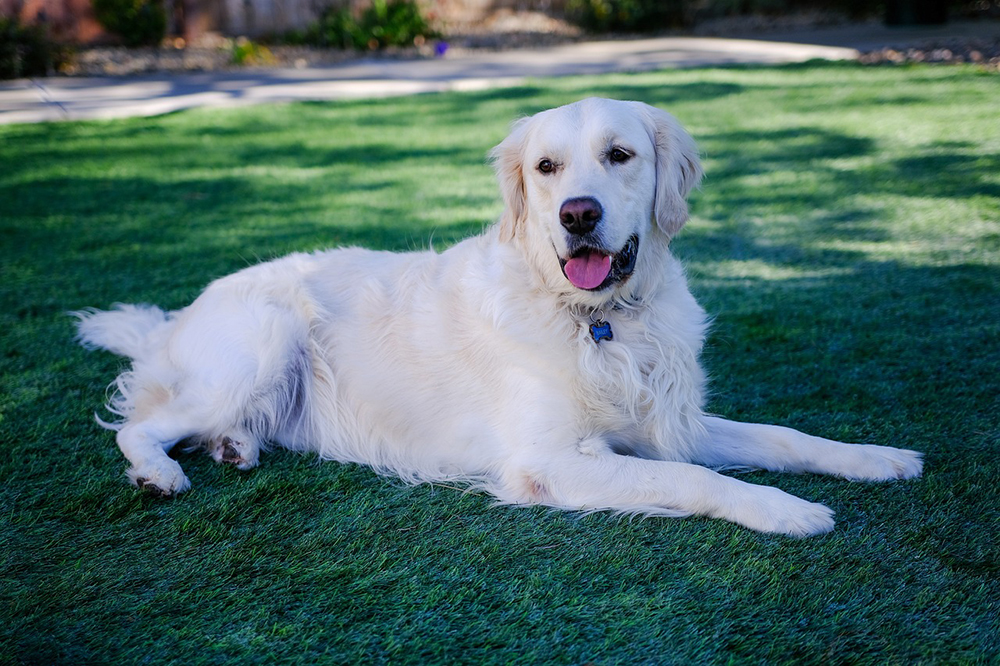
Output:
[{"xmin": 559, "ymin": 197, "xmax": 603, "ymax": 236}]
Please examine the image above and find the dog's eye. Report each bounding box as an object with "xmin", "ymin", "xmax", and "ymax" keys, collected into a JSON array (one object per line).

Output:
[
  {"xmin": 537, "ymin": 159, "xmax": 556, "ymax": 174},
  {"xmin": 609, "ymin": 147, "xmax": 632, "ymax": 164}
]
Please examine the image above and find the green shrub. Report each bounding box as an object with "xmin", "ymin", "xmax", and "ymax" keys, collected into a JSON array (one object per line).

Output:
[
  {"xmin": 566, "ymin": 0, "xmax": 690, "ymax": 32},
  {"xmin": 231, "ymin": 37, "xmax": 276, "ymax": 66},
  {"xmin": 305, "ymin": 0, "xmax": 437, "ymax": 50},
  {"xmin": 0, "ymin": 16, "xmax": 67, "ymax": 79},
  {"xmin": 305, "ymin": 5, "xmax": 357, "ymax": 49},
  {"xmin": 92, "ymin": 0, "xmax": 167, "ymax": 47}
]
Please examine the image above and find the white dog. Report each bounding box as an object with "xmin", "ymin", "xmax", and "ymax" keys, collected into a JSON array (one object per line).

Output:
[{"xmin": 75, "ymin": 98, "xmax": 922, "ymax": 536}]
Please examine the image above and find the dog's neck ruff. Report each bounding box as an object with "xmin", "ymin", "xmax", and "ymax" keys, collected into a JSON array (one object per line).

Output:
[
  {"xmin": 564, "ymin": 290, "xmax": 647, "ymax": 345},
  {"xmin": 582, "ymin": 297, "xmax": 642, "ymax": 343}
]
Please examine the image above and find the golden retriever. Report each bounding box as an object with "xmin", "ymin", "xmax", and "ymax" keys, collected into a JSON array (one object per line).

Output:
[{"xmin": 75, "ymin": 98, "xmax": 922, "ymax": 536}]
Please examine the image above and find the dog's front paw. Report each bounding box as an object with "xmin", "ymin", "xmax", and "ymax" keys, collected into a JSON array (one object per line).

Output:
[
  {"xmin": 735, "ymin": 486, "xmax": 836, "ymax": 538},
  {"xmin": 845, "ymin": 445, "xmax": 923, "ymax": 481},
  {"xmin": 127, "ymin": 458, "xmax": 191, "ymax": 497}
]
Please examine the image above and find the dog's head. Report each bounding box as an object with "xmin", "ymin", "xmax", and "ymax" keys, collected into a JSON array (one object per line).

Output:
[{"xmin": 490, "ymin": 98, "xmax": 701, "ymax": 304}]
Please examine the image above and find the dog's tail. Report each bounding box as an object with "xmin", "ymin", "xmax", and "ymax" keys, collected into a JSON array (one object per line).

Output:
[{"xmin": 73, "ymin": 304, "xmax": 172, "ymax": 360}]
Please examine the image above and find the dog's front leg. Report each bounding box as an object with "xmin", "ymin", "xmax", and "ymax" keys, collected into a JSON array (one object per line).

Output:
[
  {"xmin": 693, "ymin": 416, "xmax": 923, "ymax": 481},
  {"xmin": 509, "ymin": 441, "xmax": 836, "ymax": 537}
]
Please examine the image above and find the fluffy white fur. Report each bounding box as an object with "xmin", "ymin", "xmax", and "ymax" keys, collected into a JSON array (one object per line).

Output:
[{"xmin": 75, "ymin": 98, "xmax": 922, "ymax": 537}]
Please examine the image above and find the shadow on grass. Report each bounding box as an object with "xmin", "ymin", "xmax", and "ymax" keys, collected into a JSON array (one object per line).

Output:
[{"xmin": 890, "ymin": 152, "xmax": 1000, "ymax": 199}]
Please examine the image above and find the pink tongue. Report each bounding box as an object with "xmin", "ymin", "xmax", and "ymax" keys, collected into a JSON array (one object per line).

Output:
[{"xmin": 564, "ymin": 252, "xmax": 612, "ymax": 290}]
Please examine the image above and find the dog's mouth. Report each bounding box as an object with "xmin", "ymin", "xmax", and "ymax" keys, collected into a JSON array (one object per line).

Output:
[{"xmin": 558, "ymin": 234, "xmax": 639, "ymax": 291}]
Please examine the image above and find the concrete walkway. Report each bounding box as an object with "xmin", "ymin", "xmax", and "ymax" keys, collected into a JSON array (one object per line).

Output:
[{"xmin": 0, "ymin": 20, "xmax": 994, "ymax": 124}]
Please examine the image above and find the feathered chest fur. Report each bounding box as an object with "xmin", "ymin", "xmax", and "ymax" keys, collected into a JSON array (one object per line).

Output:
[{"xmin": 569, "ymin": 291, "xmax": 708, "ymax": 457}]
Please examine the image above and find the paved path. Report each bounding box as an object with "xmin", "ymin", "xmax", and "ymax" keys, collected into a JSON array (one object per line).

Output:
[
  {"xmin": 0, "ymin": 20, "xmax": 995, "ymax": 124},
  {"xmin": 0, "ymin": 36, "xmax": 858, "ymax": 124}
]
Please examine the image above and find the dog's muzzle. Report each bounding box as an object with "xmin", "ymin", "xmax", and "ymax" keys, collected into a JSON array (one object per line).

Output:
[{"xmin": 559, "ymin": 234, "xmax": 639, "ymax": 292}]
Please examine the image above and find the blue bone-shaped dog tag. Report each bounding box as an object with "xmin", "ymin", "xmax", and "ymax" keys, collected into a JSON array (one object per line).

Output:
[{"xmin": 590, "ymin": 320, "xmax": 613, "ymax": 343}]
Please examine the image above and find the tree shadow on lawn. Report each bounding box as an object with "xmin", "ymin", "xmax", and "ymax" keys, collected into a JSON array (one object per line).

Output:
[
  {"xmin": 0, "ymin": 132, "xmax": 487, "ymax": 186},
  {"xmin": 700, "ymin": 126, "xmax": 1000, "ymax": 203},
  {"xmin": 890, "ymin": 152, "xmax": 1000, "ymax": 200},
  {"xmin": 702, "ymin": 127, "xmax": 875, "ymax": 178}
]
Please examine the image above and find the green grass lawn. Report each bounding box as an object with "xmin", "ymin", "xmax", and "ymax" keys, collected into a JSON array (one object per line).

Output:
[{"xmin": 2, "ymin": 62, "xmax": 998, "ymax": 664}]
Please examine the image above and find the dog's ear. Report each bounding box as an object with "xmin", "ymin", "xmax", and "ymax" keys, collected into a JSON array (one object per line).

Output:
[
  {"xmin": 640, "ymin": 104, "xmax": 703, "ymax": 238},
  {"xmin": 489, "ymin": 117, "xmax": 531, "ymax": 242}
]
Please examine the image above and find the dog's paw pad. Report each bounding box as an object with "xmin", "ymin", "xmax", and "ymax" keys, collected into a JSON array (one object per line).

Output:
[
  {"xmin": 207, "ymin": 436, "xmax": 258, "ymax": 470},
  {"xmin": 221, "ymin": 437, "xmax": 243, "ymax": 463},
  {"xmin": 136, "ymin": 478, "xmax": 174, "ymax": 498}
]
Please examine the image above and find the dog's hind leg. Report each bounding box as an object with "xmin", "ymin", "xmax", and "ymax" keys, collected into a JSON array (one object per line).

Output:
[{"xmin": 117, "ymin": 414, "xmax": 200, "ymax": 496}]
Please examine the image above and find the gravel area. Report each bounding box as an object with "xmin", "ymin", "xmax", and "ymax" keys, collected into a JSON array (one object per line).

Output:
[
  {"xmin": 858, "ymin": 38, "xmax": 1000, "ymax": 67},
  {"xmin": 65, "ymin": 43, "xmax": 355, "ymax": 76},
  {"xmin": 59, "ymin": 11, "xmax": 999, "ymax": 76}
]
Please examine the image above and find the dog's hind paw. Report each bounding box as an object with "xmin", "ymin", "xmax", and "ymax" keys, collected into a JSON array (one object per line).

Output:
[
  {"xmin": 206, "ymin": 436, "xmax": 259, "ymax": 471},
  {"xmin": 127, "ymin": 458, "xmax": 190, "ymax": 497}
]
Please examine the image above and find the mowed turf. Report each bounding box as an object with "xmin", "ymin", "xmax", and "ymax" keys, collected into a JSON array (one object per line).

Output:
[{"xmin": 1, "ymin": 62, "xmax": 998, "ymax": 663}]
